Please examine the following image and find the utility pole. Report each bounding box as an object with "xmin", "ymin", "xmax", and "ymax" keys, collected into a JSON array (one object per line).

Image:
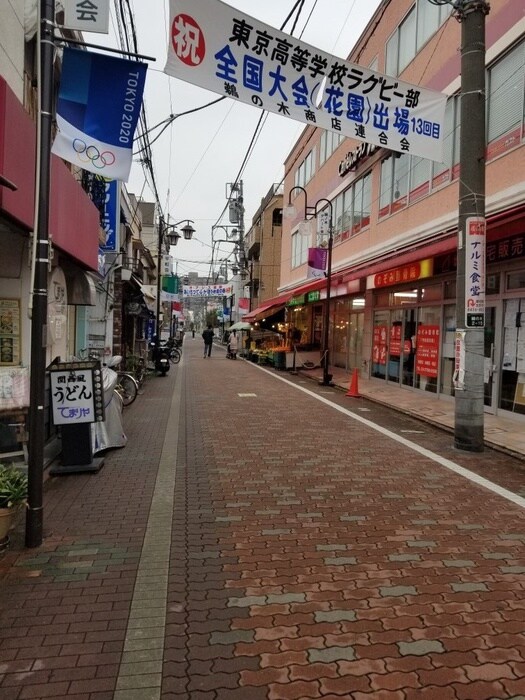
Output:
[
  {"xmin": 26, "ymin": 0, "xmax": 55, "ymax": 548},
  {"xmin": 453, "ymin": 0, "xmax": 490, "ymax": 452}
]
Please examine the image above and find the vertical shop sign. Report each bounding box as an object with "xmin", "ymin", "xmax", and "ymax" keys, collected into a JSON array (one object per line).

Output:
[
  {"xmin": 0, "ymin": 299, "xmax": 21, "ymax": 366},
  {"xmin": 465, "ymin": 217, "xmax": 486, "ymax": 328},
  {"xmin": 372, "ymin": 326, "xmax": 387, "ymax": 366},
  {"xmin": 100, "ymin": 179, "xmax": 119, "ymax": 252},
  {"xmin": 415, "ymin": 325, "xmax": 440, "ymax": 378},
  {"xmin": 454, "ymin": 330, "xmax": 466, "ymax": 390},
  {"xmin": 390, "ymin": 324, "xmax": 402, "ymax": 356}
]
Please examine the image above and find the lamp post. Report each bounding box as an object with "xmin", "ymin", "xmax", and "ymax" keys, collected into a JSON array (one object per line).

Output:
[
  {"xmin": 286, "ymin": 185, "xmax": 334, "ymax": 386},
  {"xmin": 156, "ymin": 218, "xmax": 195, "ymax": 348}
]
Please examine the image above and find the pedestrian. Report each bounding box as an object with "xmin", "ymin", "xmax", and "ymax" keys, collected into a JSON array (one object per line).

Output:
[
  {"xmin": 228, "ymin": 330, "xmax": 238, "ymax": 359},
  {"xmin": 202, "ymin": 324, "xmax": 214, "ymax": 357}
]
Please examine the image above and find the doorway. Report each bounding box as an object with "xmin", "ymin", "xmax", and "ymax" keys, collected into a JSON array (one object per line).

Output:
[{"xmin": 483, "ymin": 303, "xmax": 502, "ymax": 413}]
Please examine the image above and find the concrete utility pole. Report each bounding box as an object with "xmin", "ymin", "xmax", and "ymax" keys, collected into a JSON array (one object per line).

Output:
[{"xmin": 453, "ymin": 0, "xmax": 490, "ymax": 452}]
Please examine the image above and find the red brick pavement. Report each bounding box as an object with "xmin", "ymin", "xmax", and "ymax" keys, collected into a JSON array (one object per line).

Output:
[{"xmin": 1, "ymin": 337, "xmax": 524, "ymax": 699}]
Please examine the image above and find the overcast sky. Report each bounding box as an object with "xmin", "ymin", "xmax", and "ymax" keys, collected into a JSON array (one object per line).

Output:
[{"xmin": 87, "ymin": 0, "xmax": 381, "ymax": 278}]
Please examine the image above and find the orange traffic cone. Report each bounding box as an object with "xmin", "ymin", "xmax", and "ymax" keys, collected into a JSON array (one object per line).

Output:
[{"xmin": 345, "ymin": 368, "xmax": 360, "ymax": 398}]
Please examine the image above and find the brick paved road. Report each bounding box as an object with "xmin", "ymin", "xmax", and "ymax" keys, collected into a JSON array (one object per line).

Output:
[{"xmin": 1, "ymin": 337, "xmax": 524, "ymax": 700}]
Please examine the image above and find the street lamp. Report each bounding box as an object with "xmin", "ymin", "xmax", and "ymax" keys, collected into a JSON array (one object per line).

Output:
[
  {"xmin": 156, "ymin": 218, "xmax": 195, "ymax": 347},
  {"xmin": 286, "ymin": 185, "xmax": 334, "ymax": 386}
]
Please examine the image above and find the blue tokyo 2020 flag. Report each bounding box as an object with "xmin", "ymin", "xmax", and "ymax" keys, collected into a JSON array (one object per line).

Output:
[{"xmin": 52, "ymin": 48, "xmax": 147, "ymax": 182}]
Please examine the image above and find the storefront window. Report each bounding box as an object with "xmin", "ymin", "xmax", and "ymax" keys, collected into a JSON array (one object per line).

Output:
[
  {"xmin": 332, "ymin": 298, "xmax": 364, "ymax": 370},
  {"xmin": 333, "ymin": 299, "xmax": 350, "ymax": 368},
  {"xmin": 288, "ymin": 306, "xmax": 309, "ymax": 346},
  {"xmin": 499, "ymin": 298, "xmax": 525, "ymax": 415},
  {"xmin": 392, "ymin": 289, "xmax": 418, "ymax": 306},
  {"xmin": 420, "ymin": 284, "xmax": 442, "ymax": 302},
  {"xmin": 440, "ymin": 305, "xmax": 456, "ymax": 396},
  {"xmin": 414, "ymin": 306, "xmax": 441, "ymax": 393},
  {"xmin": 506, "ymin": 270, "xmax": 525, "ymax": 290},
  {"xmin": 372, "ymin": 311, "xmax": 389, "ymax": 378}
]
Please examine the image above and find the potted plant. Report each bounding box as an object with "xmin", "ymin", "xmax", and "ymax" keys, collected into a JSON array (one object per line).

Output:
[{"xmin": 0, "ymin": 464, "xmax": 28, "ymax": 545}]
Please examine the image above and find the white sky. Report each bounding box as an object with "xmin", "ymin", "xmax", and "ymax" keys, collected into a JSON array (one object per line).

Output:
[{"xmin": 87, "ymin": 0, "xmax": 382, "ymax": 278}]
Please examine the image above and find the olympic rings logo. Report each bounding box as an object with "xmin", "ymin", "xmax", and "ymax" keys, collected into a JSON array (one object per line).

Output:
[{"xmin": 73, "ymin": 139, "xmax": 116, "ymax": 169}]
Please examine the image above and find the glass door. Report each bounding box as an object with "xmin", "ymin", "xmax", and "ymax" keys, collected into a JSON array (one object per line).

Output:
[{"xmin": 483, "ymin": 303, "xmax": 501, "ymax": 413}]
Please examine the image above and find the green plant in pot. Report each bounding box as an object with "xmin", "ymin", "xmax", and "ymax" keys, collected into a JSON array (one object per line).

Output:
[{"xmin": 0, "ymin": 464, "xmax": 28, "ymax": 545}]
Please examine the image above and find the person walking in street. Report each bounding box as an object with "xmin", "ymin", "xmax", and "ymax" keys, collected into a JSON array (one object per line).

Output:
[
  {"xmin": 202, "ymin": 324, "xmax": 214, "ymax": 357},
  {"xmin": 227, "ymin": 329, "xmax": 238, "ymax": 359}
]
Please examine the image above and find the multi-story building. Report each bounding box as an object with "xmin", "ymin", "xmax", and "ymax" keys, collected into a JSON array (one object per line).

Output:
[
  {"xmin": 1, "ymin": 3, "xmax": 102, "ymax": 459},
  {"xmin": 280, "ymin": 0, "xmax": 524, "ymax": 419},
  {"xmin": 244, "ymin": 183, "xmax": 283, "ymax": 314}
]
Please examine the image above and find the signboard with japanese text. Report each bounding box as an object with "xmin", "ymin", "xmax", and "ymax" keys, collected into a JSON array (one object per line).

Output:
[
  {"xmin": 372, "ymin": 259, "xmax": 433, "ymax": 289},
  {"xmin": 465, "ymin": 217, "xmax": 486, "ymax": 328},
  {"xmin": 415, "ymin": 325, "xmax": 440, "ymax": 378},
  {"xmin": 100, "ymin": 179, "xmax": 119, "ymax": 252},
  {"xmin": 64, "ymin": 0, "xmax": 110, "ymax": 34},
  {"xmin": 389, "ymin": 324, "xmax": 411, "ymax": 357},
  {"xmin": 165, "ymin": 0, "xmax": 447, "ymax": 161},
  {"xmin": 182, "ymin": 284, "xmax": 233, "ymax": 298},
  {"xmin": 0, "ymin": 299, "xmax": 21, "ymax": 366},
  {"xmin": 372, "ymin": 325, "xmax": 387, "ymax": 366},
  {"xmin": 50, "ymin": 362, "xmax": 104, "ymax": 425},
  {"xmin": 454, "ymin": 330, "xmax": 466, "ymax": 390}
]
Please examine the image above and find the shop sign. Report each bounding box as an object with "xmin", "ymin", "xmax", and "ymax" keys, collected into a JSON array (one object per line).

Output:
[
  {"xmin": 373, "ymin": 258, "xmax": 433, "ymax": 288},
  {"xmin": 339, "ymin": 142, "xmax": 379, "ymax": 177},
  {"xmin": 307, "ymin": 290, "xmax": 321, "ymax": 303},
  {"xmin": 465, "ymin": 217, "xmax": 485, "ymax": 328},
  {"xmin": 64, "ymin": 0, "xmax": 110, "ymax": 34},
  {"xmin": 415, "ymin": 325, "xmax": 440, "ymax": 378},
  {"xmin": 0, "ymin": 299, "xmax": 21, "ymax": 366},
  {"xmin": 487, "ymin": 234, "xmax": 525, "ymax": 264},
  {"xmin": 50, "ymin": 361, "xmax": 104, "ymax": 425},
  {"xmin": 287, "ymin": 295, "xmax": 305, "ymax": 307},
  {"xmin": 182, "ymin": 284, "xmax": 233, "ymax": 297},
  {"xmin": 389, "ymin": 324, "xmax": 411, "ymax": 357},
  {"xmin": 454, "ymin": 330, "xmax": 466, "ymax": 390},
  {"xmin": 372, "ymin": 325, "xmax": 387, "ymax": 365}
]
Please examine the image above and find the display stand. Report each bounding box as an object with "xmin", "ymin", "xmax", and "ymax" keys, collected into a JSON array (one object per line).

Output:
[{"xmin": 48, "ymin": 360, "xmax": 105, "ymax": 475}]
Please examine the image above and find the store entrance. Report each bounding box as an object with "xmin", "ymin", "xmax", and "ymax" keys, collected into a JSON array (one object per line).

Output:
[{"xmin": 484, "ymin": 303, "xmax": 502, "ymax": 414}]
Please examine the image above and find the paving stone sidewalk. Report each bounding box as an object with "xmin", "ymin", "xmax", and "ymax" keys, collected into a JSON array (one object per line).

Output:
[{"xmin": 1, "ymin": 337, "xmax": 525, "ymax": 700}]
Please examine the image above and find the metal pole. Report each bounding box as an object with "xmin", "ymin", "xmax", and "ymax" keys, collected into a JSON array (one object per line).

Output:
[
  {"xmin": 26, "ymin": 0, "xmax": 55, "ymax": 548},
  {"xmin": 156, "ymin": 217, "xmax": 163, "ymax": 349},
  {"xmin": 321, "ymin": 213, "xmax": 334, "ymax": 387},
  {"xmin": 454, "ymin": 0, "xmax": 489, "ymax": 451}
]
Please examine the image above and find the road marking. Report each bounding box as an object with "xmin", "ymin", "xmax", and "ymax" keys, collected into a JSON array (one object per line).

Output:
[{"xmin": 255, "ymin": 365, "xmax": 525, "ymax": 511}]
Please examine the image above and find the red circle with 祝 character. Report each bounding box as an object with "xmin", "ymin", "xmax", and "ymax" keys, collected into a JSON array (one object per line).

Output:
[{"xmin": 172, "ymin": 13, "xmax": 205, "ymax": 67}]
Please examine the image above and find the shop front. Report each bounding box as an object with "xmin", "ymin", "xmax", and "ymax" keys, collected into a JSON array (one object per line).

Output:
[
  {"xmin": 368, "ymin": 228, "xmax": 525, "ymax": 419},
  {"xmin": 286, "ymin": 284, "xmax": 365, "ymax": 371}
]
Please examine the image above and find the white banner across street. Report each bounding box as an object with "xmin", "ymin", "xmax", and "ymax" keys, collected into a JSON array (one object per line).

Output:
[{"xmin": 165, "ymin": 0, "xmax": 447, "ymax": 162}]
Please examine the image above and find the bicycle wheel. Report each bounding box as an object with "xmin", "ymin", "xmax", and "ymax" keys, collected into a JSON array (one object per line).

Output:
[
  {"xmin": 169, "ymin": 349, "xmax": 181, "ymax": 364},
  {"xmin": 117, "ymin": 373, "xmax": 138, "ymax": 406}
]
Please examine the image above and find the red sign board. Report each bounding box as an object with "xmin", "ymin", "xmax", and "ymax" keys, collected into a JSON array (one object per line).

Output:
[
  {"xmin": 372, "ymin": 325, "xmax": 387, "ymax": 365},
  {"xmin": 415, "ymin": 325, "xmax": 440, "ymax": 378},
  {"xmin": 374, "ymin": 263, "xmax": 421, "ymax": 288}
]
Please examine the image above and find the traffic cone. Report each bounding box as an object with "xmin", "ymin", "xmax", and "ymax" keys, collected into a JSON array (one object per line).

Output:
[{"xmin": 345, "ymin": 368, "xmax": 360, "ymax": 398}]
